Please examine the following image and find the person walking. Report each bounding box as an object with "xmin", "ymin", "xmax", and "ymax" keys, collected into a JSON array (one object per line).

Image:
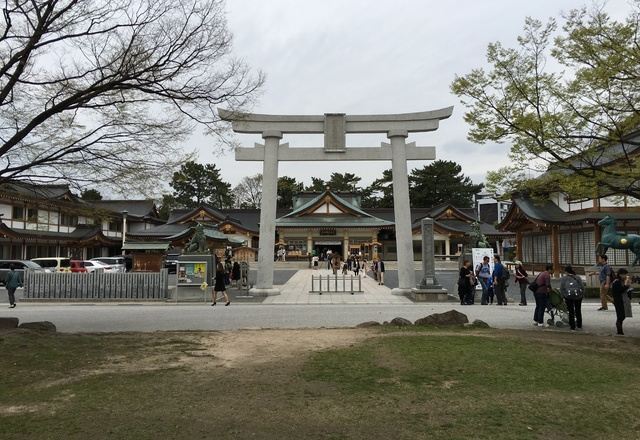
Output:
[
  {"xmin": 492, "ymin": 255, "xmax": 509, "ymax": 305},
  {"xmin": 5, "ymin": 264, "xmax": 21, "ymax": 308},
  {"xmin": 596, "ymin": 254, "xmax": 614, "ymax": 311},
  {"xmin": 378, "ymin": 258, "xmax": 385, "ymax": 286},
  {"xmin": 232, "ymin": 261, "xmax": 241, "ymax": 287},
  {"xmin": 611, "ymin": 268, "xmax": 632, "ymax": 335},
  {"xmin": 514, "ymin": 261, "xmax": 529, "ymax": 306},
  {"xmin": 361, "ymin": 259, "xmax": 367, "ymax": 278},
  {"xmin": 476, "ymin": 256, "xmax": 492, "ymax": 305},
  {"xmin": 211, "ymin": 262, "xmax": 230, "ymax": 307},
  {"xmin": 458, "ymin": 260, "xmax": 473, "ymax": 305},
  {"xmin": 559, "ymin": 265, "xmax": 584, "ymax": 331},
  {"xmin": 533, "ymin": 264, "xmax": 552, "ymax": 326},
  {"xmin": 353, "ymin": 258, "xmax": 360, "ymax": 276}
]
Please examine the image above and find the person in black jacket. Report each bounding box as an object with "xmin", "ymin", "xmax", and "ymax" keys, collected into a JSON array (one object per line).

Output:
[
  {"xmin": 611, "ymin": 268, "xmax": 631, "ymax": 335},
  {"xmin": 212, "ymin": 262, "xmax": 230, "ymax": 307},
  {"xmin": 458, "ymin": 260, "xmax": 473, "ymax": 305}
]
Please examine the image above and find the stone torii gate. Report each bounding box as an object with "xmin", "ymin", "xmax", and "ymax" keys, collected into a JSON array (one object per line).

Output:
[{"xmin": 218, "ymin": 108, "xmax": 453, "ymax": 296}]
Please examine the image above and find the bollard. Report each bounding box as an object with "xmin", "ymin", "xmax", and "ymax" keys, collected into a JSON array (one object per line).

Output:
[{"xmin": 350, "ymin": 275, "xmax": 354, "ymax": 294}]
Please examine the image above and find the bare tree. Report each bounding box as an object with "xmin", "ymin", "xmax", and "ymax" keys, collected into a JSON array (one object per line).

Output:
[
  {"xmin": 233, "ymin": 173, "xmax": 262, "ymax": 208},
  {"xmin": 0, "ymin": 0, "xmax": 263, "ymax": 194}
]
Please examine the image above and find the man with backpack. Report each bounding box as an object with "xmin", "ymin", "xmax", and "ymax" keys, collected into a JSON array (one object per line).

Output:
[
  {"xmin": 560, "ymin": 265, "xmax": 585, "ymax": 331},
  {"xmin": 476, "ymin": 255, "xmax": 492, "ymax": 305},
  {"xmin": 492, "ymin": 255, "xmax": 509, "ymax": 305}
]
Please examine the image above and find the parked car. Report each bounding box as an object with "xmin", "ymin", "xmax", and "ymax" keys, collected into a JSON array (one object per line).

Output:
[
  {"xmin": 90, "ymin": 257, "xmax": 126, "ymax": 273},
  {"xmin": 0, "ymin": 260, "xmax": 43, "ymax": 285},
  {"xmin": 70, "ymin": 260, "xmax": 87, "ymax": 273},
  {"xmin": 31, "ymin": 257, "xmax": 72, "ymax": 273},
  {"xmin": 82, "ymin": 260, "xmax": 113, "ymax": 273}
]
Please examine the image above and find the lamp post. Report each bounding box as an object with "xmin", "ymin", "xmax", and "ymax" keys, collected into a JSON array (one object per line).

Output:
[{"xmin": 121, "ymin": 210, "xmax": 128, "ymax": 255}]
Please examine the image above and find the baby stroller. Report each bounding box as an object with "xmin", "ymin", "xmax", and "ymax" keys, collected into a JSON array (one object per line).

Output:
[{"xmin": 546, "ymin": 289, "xmax": 569, "ymax": 327}]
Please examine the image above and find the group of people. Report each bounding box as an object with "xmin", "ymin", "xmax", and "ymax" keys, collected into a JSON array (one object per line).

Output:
[
  {"xmin": 309, "ymin": 251, "xmax": 386, "ymax": 284},
  {"xmin": 458, "ymin": 255, "xmax": 510, "ymax": 306},
  {"xmin": 458, "ymin": 253, "xmax": 635, "ymax": 335}
]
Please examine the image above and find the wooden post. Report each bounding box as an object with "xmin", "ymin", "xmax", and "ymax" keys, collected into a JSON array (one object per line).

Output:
[
  {"xmin": 515, "ymin": 231, "xmax": 523, "ymax": 261},
  {"xmin": 551, "ymin": 225, "xmax": 560, "ymax": 277}
]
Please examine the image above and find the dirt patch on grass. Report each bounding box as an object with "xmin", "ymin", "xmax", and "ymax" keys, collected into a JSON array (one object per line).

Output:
[{"xmin": 181, "ymin": 328, "xmax": 376, "ymax": 369}]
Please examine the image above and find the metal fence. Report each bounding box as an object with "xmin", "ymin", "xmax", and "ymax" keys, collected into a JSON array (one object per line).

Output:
[
  {"xmin": 310, "ymin": 274, "xmax": 362, "ymax": 294},
  {"xmin": 24, "ymin": 270, "xmax": 169, "ymax": 301}
]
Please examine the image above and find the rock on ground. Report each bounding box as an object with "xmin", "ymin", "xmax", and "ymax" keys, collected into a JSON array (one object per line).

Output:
[
  {"xmin": 390, "ymin": 317, "xmax": 413, "ymax": 326},
  {"xmin": 356, "ymin": 321, "xmax": 381, "ymax": 328},
  {"xmin": 18, "ymin": 321, "xmax": 56, "ymax": 332},
  {"xmin": 0, "ymin": 317, "xmax": 19, "ymax": 330},
  {"xmin": 415, "ymin": 310, "xmax": 469, "ymax": 326},
  {"xmin": 469, "ymin": 319, "xmax": 491, "ymax": 328}
]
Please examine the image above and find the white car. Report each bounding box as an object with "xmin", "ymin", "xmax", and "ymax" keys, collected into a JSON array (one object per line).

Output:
[
  {"xmin": 82, "ymin": 260, "xmax": 114, "ymax": 273},
  {"xmin": 90, "ymin": 257, "xmax": 126, "ymax": 273}
]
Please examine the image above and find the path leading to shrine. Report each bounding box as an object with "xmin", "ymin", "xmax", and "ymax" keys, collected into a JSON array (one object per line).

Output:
[{"xmin": 263, "ymin": 268, "xmax": 412, "ymax": 305}]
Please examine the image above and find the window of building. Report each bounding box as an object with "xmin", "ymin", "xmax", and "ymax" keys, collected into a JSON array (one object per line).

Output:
[
  {"xmin": 60, "ymin": 214, "xmax": 78, "ymax": 227},
  {"xmin": 108, "ymin": 220, "xmax": 122, "ymax": 232},
  {"xmin": 26, "ymin": 208, "xmax": 38, "ymax": 222},
  {"xmin": 11, "ymin": 206, "xmax": 24, "ymax": 220}
]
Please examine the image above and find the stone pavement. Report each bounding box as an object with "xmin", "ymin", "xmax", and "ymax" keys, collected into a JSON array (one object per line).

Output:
[
  {"xmin": 3, "ymin": 302, "xmax": 638, "ymax": 336},
  {"xmin": 263, "ymin": 268, "xmax": 412, "ymax": 305}
]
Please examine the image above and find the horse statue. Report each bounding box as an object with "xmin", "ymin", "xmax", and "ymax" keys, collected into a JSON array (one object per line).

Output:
[
  {"xmin": 185, "ymin": 223, "xmax": 207, "ymax": 253},
  {"xmin": 596, "ymin": 215, "xmax": 640, "ymax": 266}
]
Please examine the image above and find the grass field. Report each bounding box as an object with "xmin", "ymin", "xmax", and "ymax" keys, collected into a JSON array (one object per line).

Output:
[{"xmin": 2, "ymin": 327, "xmax": 640, "ymax": 439}]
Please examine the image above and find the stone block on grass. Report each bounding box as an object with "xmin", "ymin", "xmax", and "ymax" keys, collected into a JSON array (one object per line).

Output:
[
  {"xmin": 0, "ymin": 317, "xmax": 19, "ymax": 330},
  {"xmin": 18, "ymin": 321, "xmax": 57, "ymax": 332},
  {"xmin": 390, "ymin": 317, "xmax": 413, "ymax": 327},
  {"xmin": 469, "ymin": 319, "xmax": 490, "ymax": 328},
  {"xmin": 414, "ymin": 310, "xmax": 469, "ymax": 326}
]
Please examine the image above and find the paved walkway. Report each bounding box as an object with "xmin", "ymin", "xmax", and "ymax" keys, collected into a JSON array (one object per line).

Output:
[
  {"xmin": 263, "ymin": 268, "xmax": 412, "ymax": 305},
  {"xmin": 3, "ymin": 302, "xmax": 639, "ymax": 336}
]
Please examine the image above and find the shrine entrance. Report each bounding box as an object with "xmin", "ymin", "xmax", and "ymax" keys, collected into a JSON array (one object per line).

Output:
[{"xmin": 219, "ymin": 108, "xmax": 453, "ymax": 296}]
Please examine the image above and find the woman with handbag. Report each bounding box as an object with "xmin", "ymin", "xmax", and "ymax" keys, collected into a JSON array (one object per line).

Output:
[{"xmin": 532, "ymin": 264, "xmax": 552, "ymax": 327}]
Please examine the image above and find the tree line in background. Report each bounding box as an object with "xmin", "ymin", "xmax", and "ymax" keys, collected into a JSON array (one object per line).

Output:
[{"xmin": 153, "ymin": 159, "xmax": 483, "ymax": 219}]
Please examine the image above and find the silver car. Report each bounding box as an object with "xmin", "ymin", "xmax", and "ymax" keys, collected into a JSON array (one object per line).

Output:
[
  {"xmin": 90, "ymin": 257, "xmax": 126, "ymax": 273},
  {"xmin": 0, "ymin": 260, "xmax": 43, "ymax": 285}
]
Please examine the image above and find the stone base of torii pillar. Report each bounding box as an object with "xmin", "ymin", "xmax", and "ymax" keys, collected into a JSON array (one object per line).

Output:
[{"xmin": 410, "ymin": 218, "xmax": 449, "ymax": 302}]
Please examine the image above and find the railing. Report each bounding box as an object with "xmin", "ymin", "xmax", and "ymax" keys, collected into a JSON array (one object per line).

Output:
[
  {"xmin": 23, "ymin": 270, "xmax": 169, "ymax": 301},
  {"xmin": 310, "ymin": 274, "xmax": 362, "ymax": 294}
]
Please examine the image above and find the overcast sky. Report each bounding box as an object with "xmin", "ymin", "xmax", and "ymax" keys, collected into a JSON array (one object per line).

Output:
[{"xmin": 189, "ymin": 0, "xmax": 634, "ymax": 190}]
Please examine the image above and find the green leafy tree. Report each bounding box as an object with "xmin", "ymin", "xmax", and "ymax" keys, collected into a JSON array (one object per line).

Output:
[
  {"xmin": 326, "ymin": 172, "xmax": 362, "ymax": 192},
  {"xmin": 451, "ymin": 5, "xmax": 640, "ymax": 199},
  {"xmin": 80, "ymin": 189, "xmax": 102, "ymax": 201},
  {"xmin": 409, "ymin": 160, "xmax": 483, "ymax": 208},
  {"xmin": 277, "ymin": 176, "xmax": 303, "ymax": 209},
  {"xmin": 170, "ymin": 161, "xmax": 233, "ymax": 209},
  {"xmin": 157, "ymin": 194, "xmax": 180, "ymax": 220},
  {"xmin": 305, "ymin": 177, "xmax": 326, "ymax": 192},
  {"xmin": 362, "ymin": 169, "xmax": 394, "ymax": 208}
]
